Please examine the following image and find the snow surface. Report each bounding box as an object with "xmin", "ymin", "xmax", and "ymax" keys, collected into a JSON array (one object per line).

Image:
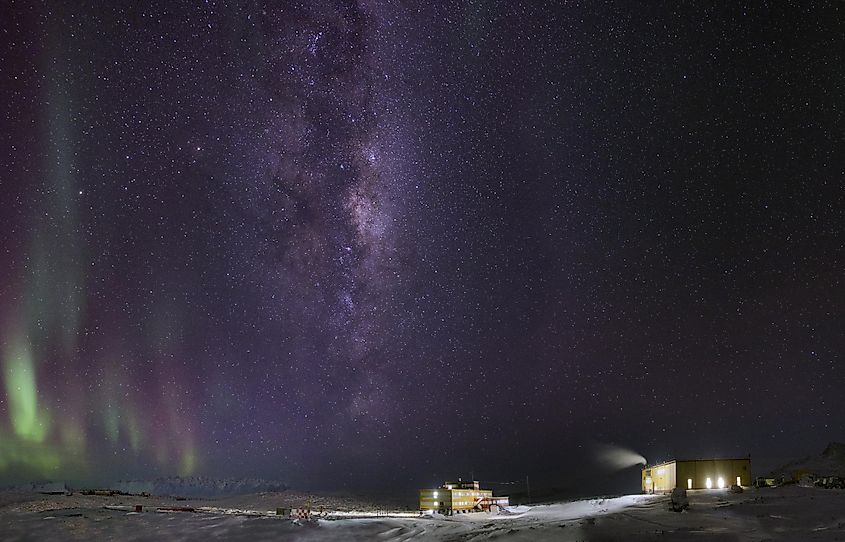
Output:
[{"xmin": 2, "ymin": 485, "xmax": 845, "ymax": 541}]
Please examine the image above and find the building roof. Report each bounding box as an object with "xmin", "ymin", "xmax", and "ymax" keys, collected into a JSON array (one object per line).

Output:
[{"xmin": 645, "ymin": 457, "xmax": 751, "ymax": 468}]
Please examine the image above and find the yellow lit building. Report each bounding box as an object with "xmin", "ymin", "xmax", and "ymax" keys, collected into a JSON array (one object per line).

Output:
[
  {"xmin": 419, "ymin": 480, "xmax": 509, "ymax": 515},
  {"xmin": 642, "ymin": 457, "xmax": 751, "ymax": 492}
]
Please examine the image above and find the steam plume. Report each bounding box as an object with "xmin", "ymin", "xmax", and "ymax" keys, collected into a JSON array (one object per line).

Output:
[{"xmin": 593, "ymin": 443, "xmax": 647, "ymax": 471}]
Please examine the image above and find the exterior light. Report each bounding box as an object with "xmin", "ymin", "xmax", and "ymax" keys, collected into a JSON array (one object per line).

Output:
[
  {"xmin": 687, "ymin": 479, "xmax": 692, "ymax": 489},
  {"xmin": 433, "ymin": 501, "xmax": 439, "ymax": 507},
  {"xmin": 706, "ymin": 477, "xmax": 712, "ymax": 489},
  {"xmin": 433, "ymin": 491, "xmax": 438, "ymax": 498},
  {"xmin": 717, "ymin": 477, "xmax": 725, "ymax": 489},
  {"xmin": 736, "ymin": 476, "xmax": 741, "ymax": 486}
]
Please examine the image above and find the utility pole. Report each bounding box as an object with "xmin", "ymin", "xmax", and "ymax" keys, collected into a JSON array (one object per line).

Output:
[{"xmin": 526, "ymin": 475, "xmax": 531, "ymax": 504}]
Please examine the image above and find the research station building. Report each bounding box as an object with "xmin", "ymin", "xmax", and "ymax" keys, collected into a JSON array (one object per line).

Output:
[
  {"xmin": 419, "ymin": 480, "xmax": 509, "ymax": 515},
  {"xmin": 642, "ymin": 457, "xmax": 751, "ymax": 492}
]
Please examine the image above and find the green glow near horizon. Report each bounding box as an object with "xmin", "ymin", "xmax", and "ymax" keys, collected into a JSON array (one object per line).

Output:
[
  {"xmin": 3, "ymin": 336, "xmax": 49, "ymax": 443},
  {"xmin": 0, "ymin": 333, "xmax": 64, "ymax": 477},
  {"xmin": 179, "ymin": 447, "xmax": 197, "ymax": 476},
  {"xmin": 0, "ymin": 439, "xmax": 63, "ymax": 473},
  {"xmin": 104, "ymin": 403, "xmax": 120, "ymax": 443},
  {"xmin": 125, "ymin": 411, "xmax": 142, "ymax": 452},
  {"xmin": 59, "ymin": 422, "xmax": 86, "ymax": 453},
  {"xmin": 155, "ymin": 441, "xmax": 169, "ymax": 466},
  {"xmin": 0, "ymin": 30, "xmax": 85, "ymax": 478}
]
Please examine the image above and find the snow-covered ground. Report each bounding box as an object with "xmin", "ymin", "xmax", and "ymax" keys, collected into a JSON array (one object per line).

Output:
[{"xmin": 1, "ymin": 485, "xmax": 844, "ymax": 541}]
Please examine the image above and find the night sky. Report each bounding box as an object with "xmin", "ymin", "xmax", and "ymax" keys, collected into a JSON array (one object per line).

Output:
[{"xmin": 1, "ymin": 1, "xmax": 842, "ymax": 492}]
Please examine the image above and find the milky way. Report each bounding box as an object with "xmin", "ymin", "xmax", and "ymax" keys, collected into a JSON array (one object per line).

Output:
[{"xmin": 1, "ymin": 2, "xmax": 843, "ymax": 491}]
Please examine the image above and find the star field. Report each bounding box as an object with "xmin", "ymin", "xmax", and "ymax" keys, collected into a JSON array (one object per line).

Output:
[{"xmin": 0, "ymin": 1, "xmax": 843, "ymax": 491}]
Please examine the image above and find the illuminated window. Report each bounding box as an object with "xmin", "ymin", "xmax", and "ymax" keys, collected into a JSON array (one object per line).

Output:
[
  {"xmin": 687, "ymin": 478, "xmax": 692, "ymax": 489},
  {"xmin": 433, "ymin": 501, "xmax": 439, "ymax": 507},
  {"xmin": 736, "ymin": 476, "xmax": 741, "ymax": 486},
  {"xmin": 717, "ymin": 477, "xmax": 725, "ymax": 489},
  {"xmin": 705, "ymin": 477, "xmax": 712, "ymax": 489},
  {"xmin": 657, "ymin": 468, "xmax": 665, "ymax": 475}
]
